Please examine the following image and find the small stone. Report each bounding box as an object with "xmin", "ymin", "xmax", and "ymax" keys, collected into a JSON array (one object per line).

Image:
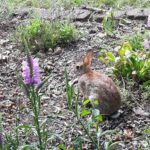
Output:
[
  {"xmin": 43, "ymin": 103, "xmax": 48, "ymax": 107},
  {"xmin": 45, "ymin": 65, "xmax": 53, "ymax": 72},
  {"xmin": 0, "ymin": 39, "xmax": 9, "ymax": 46},
  {"xmin": 53, "ymin": 47, "xmax": 64, "ymax": 55},
  {"xmin": 133, "ymin": 107, "xmax": 150, "ymax": 116},
  {"xmin": 0, "ymin": 100, "xmax": 14, "ymax": 109},
  {"xmin": 41, "ymin": 96, "xmax": 50, "ymax": 101},
  {"xmin": 43, "ymin": 109, "xmax": 48, "ymax": 115},
  {"xmin": 114, "ymin": 10, "xmax": 125, "ymax": 19},
  {"xmin": 12, "ymin": 7, "xmax": 29, "ymax": 18},
  {"xmin": 126, "ymin": 8, "xmax": 150, "ymax": 20},
  {"xmin": 97, "ymin": 32, "xmax": 106, "ymax": 38},
  {"xmin": 73, "ymin": 8, "xmax": 91, "ymax": 21}
]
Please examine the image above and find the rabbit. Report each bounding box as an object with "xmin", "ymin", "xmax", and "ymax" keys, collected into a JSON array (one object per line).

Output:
[{"xmin": 75, "ymin": 49, "xmax": 121, "ymax": 116}]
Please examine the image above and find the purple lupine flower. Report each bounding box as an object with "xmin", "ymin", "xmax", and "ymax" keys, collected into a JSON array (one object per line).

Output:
[
  {"xmin": 144, "ymin": 38, "xmax": 150, "ymax": 49},
  {"xmin": 147, "ymin": 15, "xmax": 150, "ymax": 27},
  {"xmin": 22, "ymin": 56, "xmax": 41, "ymax": 85}
]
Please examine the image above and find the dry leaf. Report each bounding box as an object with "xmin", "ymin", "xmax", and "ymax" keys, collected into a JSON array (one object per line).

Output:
[{"xmin": 123, "ymin": 129, "xmax": 134, "ymax": 139}]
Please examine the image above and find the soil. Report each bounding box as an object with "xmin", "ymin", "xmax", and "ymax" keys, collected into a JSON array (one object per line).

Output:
[{"xmin": 0, "ymin": 5, "xmax": 150, "ymax": 150}]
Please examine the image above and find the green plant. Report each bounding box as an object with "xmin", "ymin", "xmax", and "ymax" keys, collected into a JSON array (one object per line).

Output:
[
  {"xmin": 102, "ymin": 11, "xmax": 115, "ymax": 35},
  {"xmin": 3, "ymin": 134, "xmax": 19, "ymax": 150},
  {"xmin": 16, "ymin": 42, "xmax": 51, "ymax": 149},
  {"xmin": 124, "ymin": 33, "xmax": 145, "ymax": 51},
  {"xmin": 26, "ymin": 0, "xmax": 51, "ymax": 8},
  {"xmin": 15, "ymin": 19, "xmax": 77, "ymax": 52},
  {"xmin": 100, "ymin": 42, "xmax": 150, "ymax": 84},
  {"xmin": 58, "ymin": 0, "xmax": 85, "ymax": 9}
]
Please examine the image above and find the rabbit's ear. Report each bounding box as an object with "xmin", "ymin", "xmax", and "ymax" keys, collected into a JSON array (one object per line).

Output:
[{"xmin": 83, "ymin": 49, "xmax": 93, "ymax": 66}]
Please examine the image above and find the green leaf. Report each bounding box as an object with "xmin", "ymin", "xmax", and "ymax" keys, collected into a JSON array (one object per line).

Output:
[
  {"xmin": 144, "ymin": 128, "xmax": 150, "ymax": 133},
  {"xmin": 18, "ymin": 144, "xmax": 35, "ymax": 150},
  {"xmin": 16, "ymin": 125, "xmax": 32, "ymax": 130},
  {"xmin": 118, "ymin": 42, "xmax": 132, "ymax": 57},
  {"xmin": 99, "ymin": 130, "xmax": 117, "ymax": 137},
  {"xmin": 80, "ymin": 109, "xmax": 91, "ymax": 117},
  {"xmin": 97, "ymin": 115, "xmax": 103, "ymax": 122},
  {"xmin": 143, "ymin": 80, "xmax": 150, "ymax": 86},
  {"xmin": 57, "ymin": 144, "xmax": 67, "ymax": 150},
  {"xmin": 93, "ymin": 99, "xmax": 99, "ymax": 106},
  {"xmin": 83, "ymin": 99, "xmax": 90, "ymax": 106},
  {"xmin": 109, "ymin": 141, "xmax": 121, "ymax": 150},
  {"xmin": 106, "ymin": 52, "xmax": 115, "ymax": 62}
]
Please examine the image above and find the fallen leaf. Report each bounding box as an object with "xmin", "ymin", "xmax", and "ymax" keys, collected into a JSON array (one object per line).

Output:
[{"xmin": 123, "ymin": 129, "xmax": 134, "ymax": 139}]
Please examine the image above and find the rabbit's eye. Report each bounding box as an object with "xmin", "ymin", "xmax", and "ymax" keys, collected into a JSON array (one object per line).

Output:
[{"xmin": 76, "ymin": 65, "xmax": 80, "ymax": 70}]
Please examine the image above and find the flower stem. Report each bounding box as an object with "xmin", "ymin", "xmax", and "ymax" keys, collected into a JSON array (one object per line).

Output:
[{"xmin": 30, "ymin": 86, "xmax": 43, "ymax": 150}]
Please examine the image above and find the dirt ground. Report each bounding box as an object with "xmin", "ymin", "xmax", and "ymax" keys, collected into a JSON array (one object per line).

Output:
[{"xmin": 0, "ymin": 5, "xmax": 150, "ymax": 150}]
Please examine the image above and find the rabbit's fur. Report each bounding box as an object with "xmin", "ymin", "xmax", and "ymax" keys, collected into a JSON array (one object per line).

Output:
[{"xmin": 76, "ymin": 49, "xmax": 121, "ymax": 115}]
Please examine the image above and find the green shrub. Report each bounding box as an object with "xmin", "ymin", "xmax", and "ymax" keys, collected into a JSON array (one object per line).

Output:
[
  {"xmin": 100, "ymin": 42, "xmax": 150, "ymax": 83},
  {"xmin": 124, "ymin": 33, "xmax": 145, "ymax": 51},
  {"xmin": 15, "ymin": 19, "xmax": 77, "ymax": 52}
]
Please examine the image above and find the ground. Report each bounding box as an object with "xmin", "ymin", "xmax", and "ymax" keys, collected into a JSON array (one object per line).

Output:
[{"xmin": 0, "ymin": 3, "xmax": 150, "ymax": 150}]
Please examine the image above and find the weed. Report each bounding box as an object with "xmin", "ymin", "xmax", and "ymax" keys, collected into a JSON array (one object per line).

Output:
[
  {"xmin": 58, "ymin": 0, "xmax": 85, "ymax": 9},
  {"xmin": 26, "ymin": 0, "xmax": 51, "ymax": 8},
  {"xmin": 124, "ymin": 33, "xmax": 145, "ymax": 51},
  {"xmin": 102, "ymin": 11, "xmax": 115, "ymax": 35},
  {"xmin": 100, "ymin": 42, "xmax": 150, "ymax": 84},
  {"xmin": 15, "ymin": 19, "xmax": 77, "ymax": 52}
]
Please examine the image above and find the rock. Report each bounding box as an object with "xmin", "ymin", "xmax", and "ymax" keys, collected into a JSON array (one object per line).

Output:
[
  {"xmin": 126, "ymin": 8, "xmax": 150, "ymax": 20},
  {"xmin": 44, "ymin": 65, "xmax": 53, "ymax": 72},
  {"xmin": 0, "ymin": 100, "xmax": 14, "ymax": 109},
  {"xmin": 89, "ymin": 28, "xmax": 98, "ymax": 34},
  {"xmin": 33, "ymin": 8, "xmax": 52, "ymax": 20},
  {"xmin": 43, "ymin": 109, "xmax": 48, "ymax": 115},
  {"xmin": 53, "ymin": 47, "xmax": 64, "ymax": 55},
  {"xmin": 133, "ymin": 107, "xmax": 150, "ymax": 116},
  {"xmin": 0, "ymin": 54, "xmax": 9, "ymax": 63},
  {"xmin": 41, "ymin": 96, "xmax": 50, "ymax": 101},
  {"xmin": 11, "ymin": 7, "xmax": 29, "ymax": 19},
  {"xmin": 96, "ymin": 32, "xmax": 106, "ymax": 38},
  {"xmin": 0, "ymin": 39, "xmax": 9, "ymax": 46},
  {"xmin": 72, "ymin": 8, "xmax": 91, "ymax": 21},
  {"xmin": 92, "ymin": 14, "xmax": 104, "ymax": 23},
  {"xmin": 114, "ymin": 10, "xmax": 126, "ymax": 19}
]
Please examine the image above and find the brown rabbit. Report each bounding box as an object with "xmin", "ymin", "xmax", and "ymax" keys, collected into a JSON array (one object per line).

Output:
[{"xmin": 76, "ymin": 49, "xmax": 121, "ymax": 116}]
